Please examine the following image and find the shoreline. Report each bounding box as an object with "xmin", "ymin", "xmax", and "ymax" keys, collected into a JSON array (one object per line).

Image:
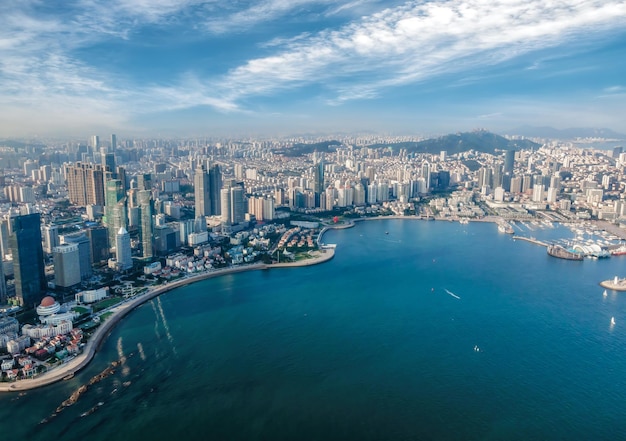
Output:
[
  {"xmin": 0, "ymin": 249, "xmax": 335, "ymax": 393},
  {"xmin": 5, "ymin": 215, "xmax": 623, "ymax": 392}
]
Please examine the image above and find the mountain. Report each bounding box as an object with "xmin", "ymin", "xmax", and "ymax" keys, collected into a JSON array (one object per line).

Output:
[
  {"xmin": 274, "ymin": 140, "xmax": 342, "ymax": 157},
  {"xmin": 367, "ymin": 130, "xmax": 539, "ymax": 155},
  {"xmin": 506, "ymin": 126, "xmax": 626, "ymax": 140},
  {"xmin": 0, "ymin": 139, "xmax": 46, "ymax": 149}
]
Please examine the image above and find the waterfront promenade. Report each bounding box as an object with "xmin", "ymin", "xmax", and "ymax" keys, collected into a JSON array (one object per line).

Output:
[{"xmin": 0, "ymin": 249, "xmax": 335, "ymax": 392}]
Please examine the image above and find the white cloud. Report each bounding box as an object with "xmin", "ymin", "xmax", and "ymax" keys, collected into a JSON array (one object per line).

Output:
[
  {"xmin": 202, "ymin": 0, "xmax": 626, "ymax": 105},
  {"xmin": 0, "ymin": 0, "xmax": 625, "ymax": 135},
  {"xmin": 203, "ymin": 0, "xmax": 339, "ymax": 34}
]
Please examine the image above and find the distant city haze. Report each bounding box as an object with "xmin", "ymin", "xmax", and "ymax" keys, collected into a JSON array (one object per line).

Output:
[{"xmin": 0, "ymin": 0, "xmax": 625, "ymax": 137}]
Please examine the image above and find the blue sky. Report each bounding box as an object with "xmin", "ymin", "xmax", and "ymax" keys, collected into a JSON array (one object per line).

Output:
[{"xmin": 1, "ymin": 0, "xmax": 625, "ymax": 138}]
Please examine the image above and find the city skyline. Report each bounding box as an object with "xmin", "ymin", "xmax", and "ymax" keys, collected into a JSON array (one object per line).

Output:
[{"xmin": 1, "ymin": 0, "xmax": 625, "ymax": 138}]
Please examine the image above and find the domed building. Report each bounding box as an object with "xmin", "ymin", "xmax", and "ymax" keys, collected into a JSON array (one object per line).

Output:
[{"xmin": 36, "ymin": 296, "xmax": 61, "ymax": 317}]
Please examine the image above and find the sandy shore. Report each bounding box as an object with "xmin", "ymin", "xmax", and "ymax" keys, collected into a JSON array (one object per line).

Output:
[{"xmin": 0, "ymin": 250, "xmax": 335, "ymax": 392}]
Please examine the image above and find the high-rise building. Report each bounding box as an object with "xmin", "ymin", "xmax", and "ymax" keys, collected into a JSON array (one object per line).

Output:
[
  {"xmin": 117, "ymin": 166, "xmax": 128, "ymax": 192},
  {"xmin": 136, "ymin": 173, "xmax": 152, "ymax": 191},
  {"xmin": 115, "ymin": 227, "xmax": 133, "ymax": 271},
  {"xmin": 194, "ymin": 165, "xmax": 210, "ymax": 218},
  {"xmin": 65, "ymin": 162, "xmax": 106, "ymax": 206},
  {"xmin": 0, "ymin": 220, "xmax": 8, "ymax": 260},
  {"xmin": 104, "ymin": 179, "xmax": 127, "ymax": 245},
  {"xmin": 53, "ymin": 243, "xmax": 81, "ymax": 288},
  {"xmin": 87, "ymin": 225, "xmax": 109, "ymax": 264},
  {"xmin": 248, "ymin": 196, "xmax": 275, "ymax": 221},
  {"xmin": 220, "ymin": 188, "xmax": 231, "ymax": 225},
  {"xmin": 422, "ymin": 163, "xmax": 431, "ymax": 190},
  {"xmin": 313, "ymin": 158, "xmax": 324, "ymax": 207},
  {"xmin": 209, "ymin": 163, "xmax": 222, "ymax": 216},
  {"xmin": 102, "ymin": 152, "xmax": 116, "ymax": 174},
  {"xmin": 532, "ymin": 184, "xmax": 544, "ymax": 202},
  {"xmin": 9, "ymin": 213, "xmax": 46, "ymax": 307},
  {"xmin": 0, "ymin": 258, "xmax": 6, "ymax": 304},
  {"xmin": 110, "ymin": 134, "xmax": 117, "ymax": 152},
  {"xmin": 90, "ymin": 135, "xmax": 100, "ymax": 152},
  {"xmin": 504, "ymin": 150, "xmax": 516, "ymax": 173},
  {"xmin": 42, "ymin": 225, "xmax": 60, "ymax": 254},
  {"xmin": 179, "ymin": 219, "xmax": 195, "ymax": 245},
  {"xmin": 62, "ymin": 232, "xmax": 93, "ymax": 280},
  {"xmin": 138, "ymin": 190, "xmax": 153, "ymax": 259},
  {"xmin": 230, "ymin": 186, "xmax": 245, "ymax": 224}
]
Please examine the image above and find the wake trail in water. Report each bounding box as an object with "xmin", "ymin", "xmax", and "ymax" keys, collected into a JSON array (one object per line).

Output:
[{"xmin": 444, "ymin": 289, "xmax": 461, "ymax": 300}]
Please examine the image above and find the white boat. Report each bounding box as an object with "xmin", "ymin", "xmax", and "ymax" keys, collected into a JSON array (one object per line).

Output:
[
  {"xmin": 603, "ymin": 290, "xmax": 608, "ymax": 297},
  {"xmin": 611, "ymin": 317, "xmax": 616, "ymax": 326}
]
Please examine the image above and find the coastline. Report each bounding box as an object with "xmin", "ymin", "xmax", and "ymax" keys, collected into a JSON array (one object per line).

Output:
[
  {"xmin": 0, "ymin": 249, "xmax": 335, "ymax": 393},
  {"xmin": 5, "ymin": 214, "xmax": 622, "ymax": 392}
]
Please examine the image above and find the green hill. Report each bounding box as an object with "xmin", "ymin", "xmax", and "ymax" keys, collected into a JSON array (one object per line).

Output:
[
  {"xmin": 368, "ymin": 130, "xmax": 540, "ymax": 154},
  {"xmin": 274, "ymin": 140, "xmax": 342, "ymax": 157}
]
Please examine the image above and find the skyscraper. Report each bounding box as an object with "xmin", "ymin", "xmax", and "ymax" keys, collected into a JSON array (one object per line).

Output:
[
  {"xmin": 313, "ymin": 158, "xmax": 324, "ymax": 207},
  {"xmin": 87, "ymin": 225, "xmax": 109, "ymax": 264},
  {"xmin": 102, "ymin": 152, "xmax": 116, "ymax": 174},
  {"xmin": 220, "ymin": 188, "xmax": 231, "ymax": 225},
  {"xmin": 63, "ymin": 232, "xmax": 93, "ymax": 280},
  {"xmin": 42, "ymin": 225, "xmax": 60, "ymax": 254},
  {"xmin": 65, "ymin": 162, "xmax": 106, "ymax": 206},
  {"xmin": 53, "ymin": 243, "xmax": 81, "ymax": 288},
  {"xmin": 104, "ymin": 179, "xmax": 127, "ymax": 245},
  {"xmin": 110, "ymin": 134, "xmax": 117, "ymax": 152},
  {"xmin": 230, "ymin": 186, "xmax": 245, "ymax": 224},
  {"xmin": 115, "ymin": 227, "xmax": 133, "ymax": 271},
  {"xmin": 208, "ymin": 163, "xmax": 222, "ymax": 216},
  {"xmin": 136, "ymin": 173, "xmax": 152, "ymax": 191},
  {"xmin": 9, "ymin": 213, "xmax": 46, "ymax": 307},
  {"xmin": 194, "ymin": 165, "xmax": 210, "ymax": 218},
  {"xmin": 138, "ymin": 190, "xmax": 153, "ymax": 259},
  {"xmin": 90, "ymin": 135, "xmax": 100, "ymax": 152},
  {"xmin": 504, "ymin": 150, "xmax": 516, "ymax": 174}
]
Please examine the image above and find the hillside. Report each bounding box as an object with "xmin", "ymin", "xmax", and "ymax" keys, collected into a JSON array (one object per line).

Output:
[{"xmin": 367, "ymin": 130, "xmax": 540, "ymax": 155}]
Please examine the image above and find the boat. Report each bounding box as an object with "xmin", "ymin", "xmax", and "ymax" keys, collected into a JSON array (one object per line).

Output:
[
  {"xmin": 547, "ymin": 244, "xmax": 584, "ymax": 261},
  {"xmin": 459, "ymin": 218, "xmax": 469, "ymax": 225},
  {"xmin": 611, "ymin": 246, "xmax": 626, "ymax": 256},
  {"xmin": 611, "ymin": 317, "xmax": 616, "ymax": 326},
  {"xmin": 63, "ymin": 373, "xmax": 74, "ymax": 381},
  {"xmin": 497, "ymin": 222, "xmax": 514, "ymax": 234},
  {"xmin": 603, "ymin": 290, "xmax": 608, "ymax": 297}
]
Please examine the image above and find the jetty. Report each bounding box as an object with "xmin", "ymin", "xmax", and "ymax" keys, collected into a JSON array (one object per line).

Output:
[{"xmin": 512, "ymin": 236, "xmax": 548, "ymax": 247}]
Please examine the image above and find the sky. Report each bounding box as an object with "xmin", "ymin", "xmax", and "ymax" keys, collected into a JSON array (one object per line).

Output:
[{"xmin": 1, "ymin": 0, "xmax": 626, "ymax": 138}]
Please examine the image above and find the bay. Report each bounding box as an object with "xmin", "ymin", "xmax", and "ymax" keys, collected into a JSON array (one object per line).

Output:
[{"xmin": 2, "ymin": 219, "xmax": 626, "ymax": 440}]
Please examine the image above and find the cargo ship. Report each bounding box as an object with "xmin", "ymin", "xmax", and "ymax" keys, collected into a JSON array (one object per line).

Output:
[{"xmin": 547, "ymin": 244, "xmax": 583, "ymax": 261}]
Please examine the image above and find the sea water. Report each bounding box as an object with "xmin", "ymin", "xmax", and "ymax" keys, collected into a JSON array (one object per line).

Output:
[{"xmin": 2, "ymin": 220, "xmax": 626, "ymax": 440}]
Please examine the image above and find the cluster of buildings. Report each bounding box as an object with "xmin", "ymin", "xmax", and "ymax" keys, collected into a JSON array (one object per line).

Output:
[{"xmin": 0, "ymin": 132, "xmax": 624, "ymax": 326}]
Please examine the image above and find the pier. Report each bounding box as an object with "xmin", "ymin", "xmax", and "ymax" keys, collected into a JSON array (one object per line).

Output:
[{"xmin": 512, "ymin": 236, "xmax": 549, "ymax": 247}]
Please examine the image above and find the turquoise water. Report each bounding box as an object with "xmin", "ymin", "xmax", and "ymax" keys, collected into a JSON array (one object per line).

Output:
[{"xmin": 3, "ymin": 220, "xmax": 626, "ymax": 440}]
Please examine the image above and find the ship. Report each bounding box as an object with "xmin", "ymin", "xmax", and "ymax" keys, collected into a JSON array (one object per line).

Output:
[
  {"xmin": 497, "ymin": 222, "xmax": 514, "ymax": 234},
  {"xmin": 547, "ymin": 244, "xmax": 583, "ymax": 261},
  {"xmin": 611, "ymin": 246, "xmax": 626, "ymax": 256}
]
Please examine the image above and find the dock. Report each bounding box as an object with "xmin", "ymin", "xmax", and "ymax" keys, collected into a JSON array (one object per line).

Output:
[{"xmin": 512, "ymin": 236, "xmax": 549, "ymax": 247}]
